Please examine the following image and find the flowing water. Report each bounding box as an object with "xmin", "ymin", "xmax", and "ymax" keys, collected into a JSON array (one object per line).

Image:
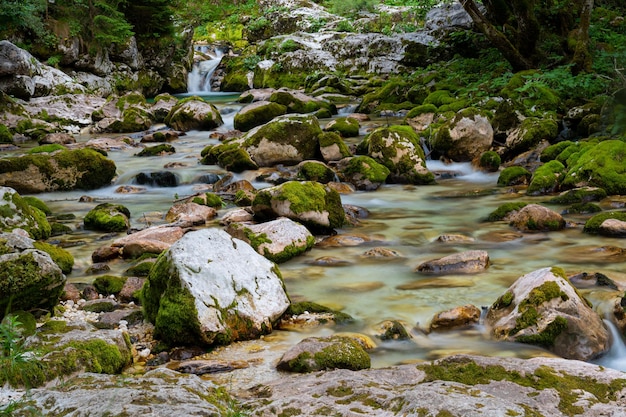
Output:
[
  {"xmin": 187, "ymin": 47, "xmax": 225, "ymax": 94},
  {"xmin": 10, "ymin": 92, "xmax": 626, "ymax": 371}
]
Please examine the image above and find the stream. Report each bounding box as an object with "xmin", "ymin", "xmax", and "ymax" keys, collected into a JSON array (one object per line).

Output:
[{"xmin": 10, "ymin": 88, "xmax": 626, "ymax": 375}]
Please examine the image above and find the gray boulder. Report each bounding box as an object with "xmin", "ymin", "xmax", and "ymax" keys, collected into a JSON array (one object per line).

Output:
[
  {"xmin": 164, "ymin": 97, "xmax": 223, "ymax": 131},
  {"xmin": 486, "ymin": 267, "xmax": 609, "ymax": 360},
  {"xmin": 226, "ymin": 217, "xmax": 314, "ymax": 263},
  {"xmin": 0, "ymin": 231, "xmax": 65, "ymax": 319},
  {"xmin": 141, "ymin": 228, "xmax": 290, "ymax": 346}
]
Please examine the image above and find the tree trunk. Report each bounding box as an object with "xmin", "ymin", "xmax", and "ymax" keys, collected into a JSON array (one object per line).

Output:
[
  {"xmin": 572, "ymin": 0, "xmax": 594, "ymax": 74},
  {"xmin": 458, "ymin": 0, "xmax": 534, "ymax": 71}
]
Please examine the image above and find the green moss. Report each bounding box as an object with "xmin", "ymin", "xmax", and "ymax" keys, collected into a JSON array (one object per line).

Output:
[
  {"xmin": 492, "ymin": 291, "xmax": 515, "ymax": 310},
  {"xmin": 540, "ymin": 141, "xmax": 575, "ymax": 163},
  {"xmin": 497, "ymin": 166, "xmax": 532, "ymax": 187},
  {"xmin": 233, "ymin": 102, "xmax": 287, "ymax": 132},
  {"xmin": 325, "ymin": 117, "xmax": 360, "ymax": 138},
  {"xmin": 22, "ymin": 196, "xmax": 51, "ymax": 215},
  {"xmin": 0, "ymin": 123, "xmax": 12, "ymax": 144},
  {"xmin": 27, "ymin": 144, "xmax": 66, "ymax": 154},
  {"xmin": 420, "ymin": 357, "xmax": 626, "ymax": 415},
  {"xmin": 93, "ymin": 275, "xmax": 127, "ymax": 295},
  {"xmin": 511, "ymin": 281, "xmax": 569, "ymax": 335},
  {"xmin": 285, "ymin": 336, "xmax": 370, "ymax": 373},
  {"xmin": 406, "ymin": 103, "xmax": 438, "ymax": 119},
  {"xmin": 423, "ymin": 90, "xmax": 456, "ymax": 107},
  {"xmin": 527, "ymin": 160, "xmax": 565, "ymax": 195},
  {"xmin": 547, "ymin": 188, "xmax": 607, "ymax": 204},
  {"xmin": 563, "ymin": 202, "xmax": 602, "ymax": 214},
  {"xmin": 342, "ymin": 156, "xmax": 390, "ymax": 183},
  {"xmin": 562, "ymin": 140, "xmax": 626, "ymax": 195},
  {"xmin": 33, "ymin": 241, "xmax": 74, "ymax": 274},
  {"xmin": 0, "ymin": 190, "xmax": 51, "ymax": 239},
  {"xmin": 83, "ymin": 203, "xmax": 131, "ymax": 232},
  {"xmin": 479, "ymin": 151, "xmax": 501, "ymax": 172},
  {"xmin": 136, "ymin": 144, "xmax": 176, "ymax": 157},
  {"xmin": 193, "ymin": 192, "xmax": 224, "ymax": 209},
  {"xmin": 318, "ymin": 131, "xmax": 352, "ymax": 158},
  {"xmin": 583, "ymin": 211, "xmax": 626, "ymax": 233},
  {"xmin": 512, "ymin": 117, "xmax": 559, "ymax": 154},
  {"xmin": 202, "ymin": 142, "xmax": 259, "ymax": 173},
  {"xmin": 298, "ymin": 161, "xmax": 335, "ymax": 183},
  {"xmin": 486, "ymin": 202, "xmax": 528, "ymax": 221}
]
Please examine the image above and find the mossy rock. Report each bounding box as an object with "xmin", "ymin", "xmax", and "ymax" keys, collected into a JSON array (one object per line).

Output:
[
  {"xmin": 164, "ymin": 96, "xmax": 224, "ymax": 132},
  {"xmin": 405, "ymin": 103, "xmax": 438, "ymax": 119},
  {"xmin": 478, "ymin": 151, "xmax": 501, "ymax": 172},
  {"xmin": 125, "ymin": 259, "xmax": 156, "ymax": 276},
  {"xmin": 497, "ymin": 166, "xmax": 532, "ymax": 187},
  {"xmin": 285, "ymin": 301, "xmax": 353, "ymax": 324},
  {"xmin": 0, "ymin": 123, "xmax": 13, "ymax": 144},
  {"xmin": 0, "ymin": 187, "xmax": 51, "ymax": 239},
  {"xmin": 27, "ymin": 144, "xmax": 67, "ymax": 154},
  {"xmin": 33, "ymin": 241, "xmax": 74, "ymax": 275},
  {"xmin": 583, "ymin": 211, "xmax": 626, "ymax": 234},
  {"xmin": 561, "ymin": 140, "xmax": 626, "ymax": 195},
  {"xmin": 233, "ymin": 101, "xmax": 288, "ymax": 132},
  {"xmin": 268, "ymin": 90, "xmax": 334, "ymax": 115},
  {"xmin": 563, "ymin": 202, "xmax": 602, "ymax": 214},
  {"xmin": 83, "ymin": 203, "xmax": 131, "ymax": 233},
  {"xmin": 547, "ymin": 187, "xmax": 607, "ymax": 204},
  {"xmin": 276, "ymin": 336, "xmax": 371, "ymax": 373},
  {"xmin": 324, "ymin": 117, "xmax": 360, "ymax": 138},
  {"xmin": 540, "ymin": 140, "xmax": 576, "ymax": 163},
  {"xmin": 191, "ymin": 192, "xmax": 224, "ymax": 208},
  {"xmin": 486, "ymin": 202, "xmax": 528, "ymax": 222},
  {"xmin": 200, "ymin": 141, "xmax": 258, "ymax": 173},
  {"xmin": 355, "ymin": 78, "xmax": 414, "ymax": 114},
  {"xmin": 527, "ymin": 160, "xmax": 566, "ymax": 195},
  {"xmin": 50, "ymin": 222, "xmax": 72, "ymax": 236},
  {"xmin": 0, "ymin": 148, "xmax": 117, "ymax": 193},
  {"xmin": 297, "ymin": 161, "xmax": 336, "ymax": 184},
  {"xmin": 506, "ymin": 117, "xmax": 559, "ymax": 155},
  {"xmin": 357, "ymin": 125, "xmax": 435, "ymax": 185},
  {"xmin": 106, "ymin": 107, "xmax": 153, "ymax": 133},
  {"xmin": 252, "ymin": 181, "xmax": 345, "ymax": 232},
  {"xmin": 136, "ymin": 144, "xmax": 176, "ymax": 157},
  {"xmin": 22, "ymin": 196, "xmax": 51, "ymax": 215},
  {"xmin": 318, "ymin": 131, "xmax": 351, "ymax": 162},
  {"xmin": 93, "ymin": 275, "xmax": 128, "ymax": 295},
  {"xmin": 338, "ymin": 156, "xmax": 390, "ymax": 191}
]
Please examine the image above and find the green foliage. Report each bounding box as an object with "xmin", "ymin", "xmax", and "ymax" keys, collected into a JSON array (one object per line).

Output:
[
  {"xmin": 0, "ymin": 0, "xmax": 48, "ymax": 39},
  {"xmin": 0, "ymin": 314, "xmax": 41, "ymax": 388},
  {"xmin": 327, "ymin": 0, "xmax": 378, "ymax": 18}
]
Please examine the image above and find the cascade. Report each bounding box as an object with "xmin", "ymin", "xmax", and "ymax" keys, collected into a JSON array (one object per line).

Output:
[
  {"xmin": 187, "ymin": 46, "xmax": 225, "ymax": 94},
  {"xmin": 592, "ymin": 320, "xmax": 626, "ymax": 371}
]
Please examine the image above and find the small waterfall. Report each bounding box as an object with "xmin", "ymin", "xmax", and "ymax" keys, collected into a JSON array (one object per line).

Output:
[
  {"xmin": 187, "ymin": 47, "xmax": 224, "ymax": 94},
  {"xmin": 592, "ymin": 320, "xmax": 626, "ymax": 371}
]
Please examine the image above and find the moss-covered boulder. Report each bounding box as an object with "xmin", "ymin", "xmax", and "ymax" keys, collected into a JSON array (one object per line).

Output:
[
  {"xmin": 136, "ymin": 144, "xmax": 176, "ymax": 157},
  {"xmin": 508, "ymin": 204, "xmax": 565, "ymax": 232},
  {"xmin": 324, "ymin": 117, "xmax": 360, "ymax": 138},
  {"xmin": 93, "ymin": 275, "xmax": 128, "ymax": 295},
  {"xmin": 242, "ymin": 114, "xmax": 323, "ymax": 167},
  {"xmin": 583, "ymin": 211, "xmax": 626, "ymax": 234},
  {"xmin": 33, "ymin": 241, "xmax": 73, "ymax": 275},
  {"xmin": 226, "ymin": 217, "xmax": 314, "ymax": 263},
  {"xmin": 547, "ymin": 187, "xmax": 607, "ymax": 204},
  {"xmin": 318, "ymin": 131, "xmax": 351, "ymax": 162},
  {"xmin": 200, "ymin": 141, "xmax": 258, "ymax": 173},
  {"xmin": 357, "ymin": 125, "xmax": 434, "ymax": 184},
  {"xmin": 269, "ymin": 89, "xmax": 335, "ymax": 115},
  {"xmin": 430, "ymin": 108, "xmax": 494, "ymax": 162},
  {"xmin": 276, "ymin": 335, "xmax": 371, "ymax": 373},
  {"xmin": 164, "ymin": 96, "xmax": 224, "ymax": 132},
  {"xmin": 497, "ymin": 166, "xmax": 532, "ymax": 187},
  {"xmin": 0, "ymin": 187, "xmax": 51, "ymax": 239},
  {"xmin": 504, "ymin": 117, "xmax": 558, "ymax": 156},
  {"xmin": 233, "ymin": 101, "xmax": 287, "ymax": 132},
  {"xmin": 485, "ymin": 202, "xmax": 528, "ymax": 222},
  {"xmin": 486, "ymin": 267, "xmax": 609, "ymax": 360},
  {"xmin": 297, "ymin": 161, "xmax": 336, "ymax": 184},
  {"xmin": 0, "ymin": 232, "xmax": 65, "ymax": 320},
  {"xmin": 251, "ymin": 181, "xmax": 346, "ymax": 232},
  {"xmin": 8, "ymin": 318, "xmax": 133, "ymax": 387},
  {"xmin": 141, "ymin": 228, "xmax": 290, "ymax": 347},
  {"xmin": 84, "ymin": 203, "xmax": 131, "ymax": 233},
  {"xmin": 527, "ymin": 160, "xmax": 565, "ymax": 195},
  {"xmin": 0, "ymin": 148, "xmax": 116, "ymax": 194},
  {"xmin": 561, "ymin": 140, "xmax": 626, "ymax": 195},
  {"xmin": 336, "ymin": 156, "xmax": 390, "ymax": 191},
  {"xmin": 477, "ymin": 151, "xmax": 501, "ymax": 172}
]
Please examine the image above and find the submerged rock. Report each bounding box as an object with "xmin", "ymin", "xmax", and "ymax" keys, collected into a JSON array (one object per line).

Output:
[
  {"xmin": 430, "ymin": 305, "xmax": 482, "ymax": 332},
  {"xmin": 508, "ymin": 204, "xmax": 565, "ymax": 232},
  {"xmin": 486, "ymin": 267, "xmax": 609, "ymax": 361},
  {"xmin": 415, "ymin": 250, "xmax": 489, "ymax": 274},
  {"xmin": 141, "ymin": 228, "xmax": 290, "ymax": 347}
]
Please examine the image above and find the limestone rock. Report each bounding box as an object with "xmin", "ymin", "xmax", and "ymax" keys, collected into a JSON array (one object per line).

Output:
[
  {"xmin": 226, "ymin": 217, "xmax": 314, "ymax": 263},
  {"xmin": 164, "ymin": 97, "xmax": 224, "ymax": 131},
  {"xmin": 276, "ymin": 336, "xmax": 371, "ymax": 373},
  {"xmin": 415, "ymin": 250, "xmax": 489, "ymax": 274},
  {"xmin": 432, "ymin": 109, "xmax": 494, "ymax": 162},
  {"xmin": 357, "ymin": 125, "xmax": 434, "ymax": 184},
  {"xmin": 486, "ymin": 267, "xmax": 609, "ymax": 360},
  {"xmin": 508, "ymin": 204, "xmax": 565, "ymax": 232},
  {"xmin": 165, "ymin": 202, "xmax": 217, "ymax": 225},
  {"xmin": 252, "ymin": 181, "xmax": 346, "ymax": 232},
  {"xmin": 430, "ymin": 305, "xmax": 482, "ymax": 331},
  {"xmin": 0, "ymin": 231, "xmax": 65, "ymax": 318},
  {"xmin": 141, "ymin": 228, "xmax": 290, "ymax": 346}
]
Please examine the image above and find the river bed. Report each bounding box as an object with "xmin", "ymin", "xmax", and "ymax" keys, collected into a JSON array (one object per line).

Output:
[{"xmin": 10, "ymin": 94, "xmax": 626, "ymax": 376}]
